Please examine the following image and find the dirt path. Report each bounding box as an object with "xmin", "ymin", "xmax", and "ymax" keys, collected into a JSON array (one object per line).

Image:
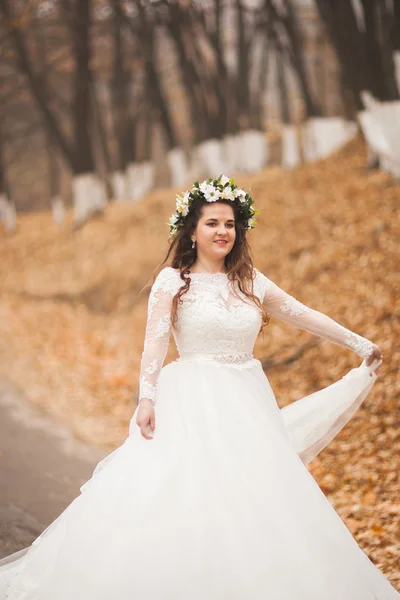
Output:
[{"xmin": 0, "ymin": 380, "xmax": 106, "ymax": 558}]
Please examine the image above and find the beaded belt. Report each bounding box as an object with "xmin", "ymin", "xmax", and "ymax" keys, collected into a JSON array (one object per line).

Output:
[{"xmin": 177, "ymin": 352, "xmax": 256, "ymax": 365}]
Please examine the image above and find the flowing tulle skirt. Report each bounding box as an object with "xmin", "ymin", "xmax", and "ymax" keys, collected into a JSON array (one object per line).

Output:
[{"xmin": 0, "ymin": 355, "xmax": 398, "ymax": 600}]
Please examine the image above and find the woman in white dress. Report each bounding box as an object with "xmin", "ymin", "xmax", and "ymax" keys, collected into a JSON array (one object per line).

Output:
[{"xmin": 0, "ymin": 175, "xmax": 398, "ymax": 599}]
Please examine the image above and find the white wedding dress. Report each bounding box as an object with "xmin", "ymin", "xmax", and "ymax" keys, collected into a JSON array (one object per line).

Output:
[{"xmin": 0, "ymin": 266, "xmax": 398, "ymax": 599}]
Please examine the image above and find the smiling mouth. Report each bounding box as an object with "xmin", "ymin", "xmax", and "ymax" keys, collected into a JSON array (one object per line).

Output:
[{"xmin": 215, "ymin": 240, "xmax": 228, "ymax": 244}]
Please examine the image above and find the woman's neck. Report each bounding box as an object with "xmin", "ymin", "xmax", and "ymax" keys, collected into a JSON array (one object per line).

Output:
[{"xmin": 190, "ymin": 258, "xmax": 227, "ymax": 275}]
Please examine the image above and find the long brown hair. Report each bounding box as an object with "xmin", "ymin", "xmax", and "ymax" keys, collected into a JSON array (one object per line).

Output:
[{"xmin": 144, "ymin": 197, "xmax": 270, "ymax": 332}]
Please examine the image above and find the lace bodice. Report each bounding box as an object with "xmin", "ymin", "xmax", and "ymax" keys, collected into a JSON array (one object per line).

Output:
[{"xmin": 138, "ymin": 267, "xmax": 375, "ymax": 406}]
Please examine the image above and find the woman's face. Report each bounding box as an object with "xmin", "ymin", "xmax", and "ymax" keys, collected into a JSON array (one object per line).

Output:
[{"xmin": 192, "ymin": 202, "xmax": 236, "ymax": 261}]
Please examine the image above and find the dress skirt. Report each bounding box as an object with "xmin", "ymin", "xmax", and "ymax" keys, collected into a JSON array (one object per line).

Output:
[{"xmin": 1, "ymin": 354, "xmax": 398, "ymax": 600}]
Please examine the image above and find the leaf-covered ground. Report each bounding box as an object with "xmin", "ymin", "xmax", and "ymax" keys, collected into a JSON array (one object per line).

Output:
[{"xmin": 0, "ymin": 138, "xmax": 399, "ymax": 586}]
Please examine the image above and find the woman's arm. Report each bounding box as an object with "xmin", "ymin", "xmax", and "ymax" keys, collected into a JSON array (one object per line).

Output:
[
  {"xmin": 256, "ymin": 270, "xmax": 376, "ymax": 360},
  {"xmin": 138, "ymin": 267, "xmax": 178, "ymax": 407}
]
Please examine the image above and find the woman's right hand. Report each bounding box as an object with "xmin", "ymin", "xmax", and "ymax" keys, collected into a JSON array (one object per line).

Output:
[
  {"xmin": 365, "ymin": 343, "xmax": 383, "ymax": 377},
  {"xmin": 136, "ymin": 399, "xmax": 156, "ymax": 439}
]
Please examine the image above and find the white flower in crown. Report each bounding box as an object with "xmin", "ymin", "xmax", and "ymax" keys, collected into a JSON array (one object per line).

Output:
[
  {"xmin": 235, "ymin": 188, "xmax": 247, "ymax": 203},
  {"xmin": 199, "ymin": 181, "xmax": 209, "ymax": 195},
  {"xmin": 247, "ymin": 217, "xmax": 256, "ymax": 229},
  {"xmin": 200, "ymin": 181, "xmax": 220, "ymax": 202},
  {"xmin": 176, "ymin": 190, "xmax": 190, "ymax": 216},
  {"xmin": 219, "ymin": 174, "xmax": 230, "ymax": 186},
  {"xmin": 182, "ymin": 205, "xmax": 189, "ymax": 217},
  {"xmin": 169, "ymin": 213, "xmax": 179, "ymax": 225},
  {"xmin": 219, "ymin": 186, "xmax": 235, "ymax": 201}
]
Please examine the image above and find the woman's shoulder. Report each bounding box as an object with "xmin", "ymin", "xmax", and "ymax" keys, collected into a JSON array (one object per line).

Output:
[
  {"xmin": 251, "ymin": 267, "xmax": 271, "ymax": 299},
  {"xmin": 151, "ymin": 266, "xmax": 182, "ymax": 294}
]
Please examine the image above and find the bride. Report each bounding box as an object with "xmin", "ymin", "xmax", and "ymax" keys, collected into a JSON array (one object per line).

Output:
[{"xmin": 0, "ymin": 175, "xmax": 398, "ymax": 599}]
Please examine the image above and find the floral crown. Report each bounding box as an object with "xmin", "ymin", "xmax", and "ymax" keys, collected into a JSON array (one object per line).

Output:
[{"xmin": 168, "ymin": 174, "xmax": 260, "ymax": 237}]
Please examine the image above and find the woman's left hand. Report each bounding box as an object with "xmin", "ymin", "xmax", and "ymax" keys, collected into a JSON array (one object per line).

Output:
[{"xmin": 366, "ymin": 343, "xmax": 383, "ymax": 376}]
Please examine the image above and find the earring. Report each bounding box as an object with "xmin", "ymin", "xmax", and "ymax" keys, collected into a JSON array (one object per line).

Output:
[{"xmin": 192, "ymin": 239, "xmax": 196, "ymax": 249}]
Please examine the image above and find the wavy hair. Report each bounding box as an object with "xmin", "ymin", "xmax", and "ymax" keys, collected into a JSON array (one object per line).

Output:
[{"xmin": 144, "ymin": 197, "xmax": 271, "ymax": 332}]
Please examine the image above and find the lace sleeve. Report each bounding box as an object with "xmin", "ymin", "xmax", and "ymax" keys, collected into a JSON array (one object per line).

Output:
[
  {"xmin": 138, "ymin": 267, "xmax": 179, "ymax": 407},
  {"xmin": 255, "ymin": 269, "xmax": 374, "ymax": 360}
]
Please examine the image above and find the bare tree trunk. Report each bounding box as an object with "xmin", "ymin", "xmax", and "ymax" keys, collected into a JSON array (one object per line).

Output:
[
  {"xmin": 361, "ymin": 0, "xmax": 387, "ymax": 99},
  {"xmin": 0, "ymin": 115, "xmax": 16, "ymax": 231},
  {"xmin": 276, "ymin": 46, "xmax": 290, "ymax": 125},
  {"xmin": 92, "ymin": 81, "xmax": 112, "ymax": 173},
  {"xmin": 189, "ymin": 18, "xmax": 230, "ymax": 137},
  {"xmin": 143, "ymin": 106, "xmax": 152, "ymax": 162},
  {"xmin": 0, "ymin": 0, "xmax": 74, "ymax": 165},
  {"xmin": 314, "ymin": 0, "xmax": 367, "ymax": 109},
  {"xmin": 315, "ymin": 0, "xmax": 399, "ymax": 104},
  {"xmin": 194, "ymin": 0, "xmax": 239, "ymax": 137},
  {"xmin": 236, "ymin": 0, "xmax": 251, "ymax": 128},
  {"xmin": 111, "ymin": 0, "xmax": 137, "ymax": 170},
  {"xmin": 46, "ymin": 134, "xmax": 61, "ymax": 200},
  {"xmin": 0, "ymin": 0, "xmax": 103, "ymax": 176},
  {"xmin": 132, "ymin": 1, "xmax": 179, "ymax": 150},
  {"xmin": 393, "ymin": 1, "xmax": 400, "ymax": 51},
  {"xmin": 213, "ymin": 0, "xmax": 233, "ymax": 136},
  {"xmin": 33, "ymin": 4, "xmax": 62, "ymax": 209},
  {"xmin": 361, "ymin": 0, "xmax": 399, "ymax": 100},
  {"xmin": 72, "ymin": 0, "xmax": 95, "ymax": 173},
  {"xmin": 251, "ymin": 33, "xmax": 270, "ymax": 129},
  {"xmin": 374, "ymin": 0, "xmax": 399, "ymax": 100},
  {"xmin": 263, "ymin": 0, "xmax": 321, "ymax": 117},
  {"xmin": 338, "ymin": 67, "xmax": 358, "ymax": 120},
  {"xmin": 282, "ymin": 0, "xmax": 322, "ymax": 116},
  {"xmin": 0, "ymin": 119, "xmax": 7, "ymax": 197},
  {"xmin": 160, "ymin": 1, "xmax": 210, "ymax": 142}
]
